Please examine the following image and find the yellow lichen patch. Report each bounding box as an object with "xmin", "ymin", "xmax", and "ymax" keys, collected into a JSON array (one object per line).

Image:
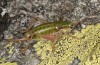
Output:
[
  {"xmin": 0, "ymin": 58, "xmax": 6, "ymax": 63},
  {"xmin": 84, "ymin": 28, "xmax": 100, "ymax": 65},
  {"xmin": 33, "ymin": 23, "xmax": 100, "ymax": 65},
  {"xmin": 4, "ymin": 42, "xmax": 13, "ymax": 48},
  {"xmin": 4, "ymin": 42, "xmax": 14, "ymax": 54},
  {"xmin": 0, "ymin": 62, "xmax": 17, "ymax": 65},
  {"xmin": 0, "ymin": 42, "xmax": 15, "ymax": 64}
]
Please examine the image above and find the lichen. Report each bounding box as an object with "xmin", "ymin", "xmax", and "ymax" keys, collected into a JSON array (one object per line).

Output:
[
  {"xmin": 33, "ymin": 23, "xmax": 100, "ymax": 65},
  {"xmin": 4, "ymin": 42, "xmax": 14, "ymax": 54},
  {"xmin": 0, "ymin": 62, "xmax": 17, "ymax": 65},
  {"xmin": 1, "ymin": 23, "xmax": 99, "ymax": 65}
]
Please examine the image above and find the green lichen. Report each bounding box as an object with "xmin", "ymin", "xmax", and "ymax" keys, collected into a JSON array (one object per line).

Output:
[{"xmin": 33, "ymin": 23, "xmax": 100, "ymax": 65}]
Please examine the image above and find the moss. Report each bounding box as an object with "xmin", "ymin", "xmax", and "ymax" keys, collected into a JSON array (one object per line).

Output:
[{"xmin": 33, "ymin": 23, "xmax": 100, "ymax": 65}]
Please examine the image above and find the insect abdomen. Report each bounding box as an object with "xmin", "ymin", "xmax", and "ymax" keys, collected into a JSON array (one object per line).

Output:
[{"xmin": 28, "ymin": 21, "xmax": 71, "ymax": 35}]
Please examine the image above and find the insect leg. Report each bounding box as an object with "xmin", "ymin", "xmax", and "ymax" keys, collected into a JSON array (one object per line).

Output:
[
  {"xmin": 70, "ymin": 15, "xmax": 99, "ymax": 29},
  {"xmin": 19, "ymin": 39, "xmax": 31, "ymax": 53},
  {"xmin": 19, "ymin": 36, "xmax": 33, "ymax": 52},
  {"xmin": 20, "ymin": 17, "xmax": 38, "ymax": 33},
  {"xmin": 21, "ymin": 17, "xmax": 48, "ymax": 33},
  {"xmin": 38, "ymin": 34, "xmax": 60, "ymax": 52},
  {"xmin": 6, "ymin": 37, "xmax": 28, "ymax": 43},
  {"xmin": 35, "ymin": 17, "xmax": 48, "ymax": 23}
]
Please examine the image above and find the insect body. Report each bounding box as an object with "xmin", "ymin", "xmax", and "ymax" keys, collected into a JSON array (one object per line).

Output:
[
  {"xmin": 19, "ymin": 15, "xmax": 98, "ymax": 41},
  {"xmin": 27, "ymin": 21, "xmax": 72, "ymax": 40},
  {"xmin": 19, "ymin": 21, "xmax": 74, "ymax": 52},
  {"xmin": 9, "ymin": 16, "xmax": 97, "ymax": 52}
]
